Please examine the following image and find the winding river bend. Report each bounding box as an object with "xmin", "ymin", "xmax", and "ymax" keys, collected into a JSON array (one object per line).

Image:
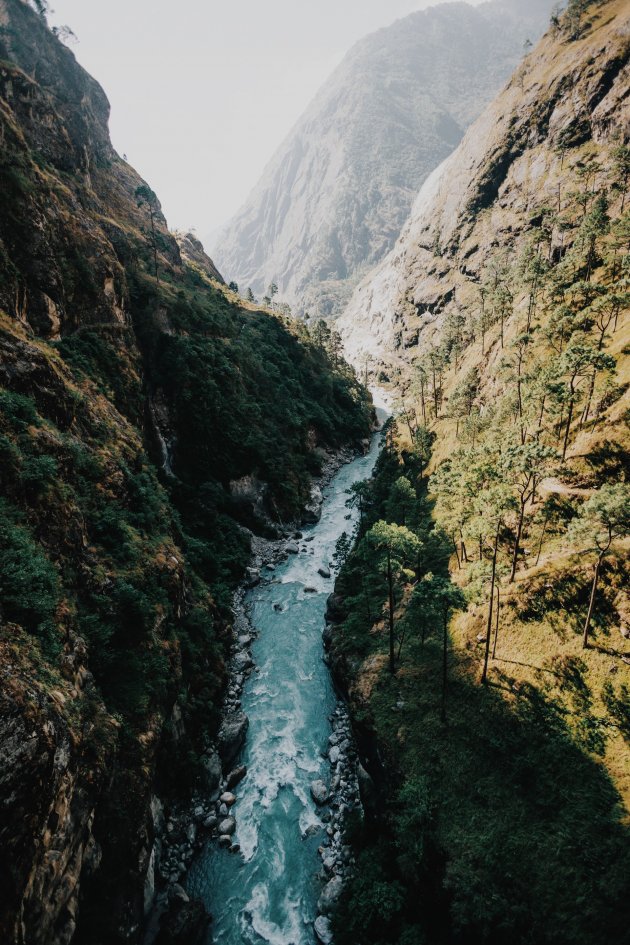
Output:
[{"xmin": 188, "ymin": 398, "xmax": 388, "ymax": 945}]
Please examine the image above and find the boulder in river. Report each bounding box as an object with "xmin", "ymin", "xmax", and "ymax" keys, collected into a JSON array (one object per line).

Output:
[
  {"xmin": 218, "ymin": 817, "xmax": 236, "ymax": 836},
  {"xmin": 219, "ymin": 713, "xmax": 249, "ymax": 766},
  {"xmin": 318, "ymin": 566, "xmax": 331, "ymax": 579},
  {"xmin": 286, "ymin": 541, "xmax": 299, "ymax": 554},
  {"xmin": 310, "ymin": 780, "xmax": 330, "ymax": 805},
  {"xmin": 314, "ymin": 915, "xmax": 334, "ymax": 945},
  {"xmin": 317, "ymin": 875, "xmax": 343, "ymax": 915},
  {"xmin": 220, "ymin": 792, "xmax": 236, "ymax": 807},
  {"xmin": 226, "ymin": 765, "xmax": 247, "ymax": 789}
]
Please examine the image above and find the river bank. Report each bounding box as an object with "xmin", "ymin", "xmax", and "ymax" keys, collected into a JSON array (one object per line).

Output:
[
  {"xmin": 143, "ymin": 429, "xmax": 382, "ymax": 943},
  {"xmin": 172, "ymin": 406, "xmax": 387, "ymax": 945}
]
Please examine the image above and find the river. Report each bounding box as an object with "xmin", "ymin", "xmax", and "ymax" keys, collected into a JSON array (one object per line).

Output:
[{"xmin": 187, "ymin": 396, "xmax": 388, "ymax": 945}]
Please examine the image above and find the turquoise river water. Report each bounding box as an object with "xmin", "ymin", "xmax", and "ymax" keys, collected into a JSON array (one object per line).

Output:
[{"xmin": 188, "ymin": 400, "xmax": 387, "ymax": 945}]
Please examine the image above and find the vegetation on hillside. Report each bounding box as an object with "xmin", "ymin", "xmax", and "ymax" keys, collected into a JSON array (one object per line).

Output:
[
  {"xmin": 0, "ymin": 4, "xmax": 373, "ymax": 939},
  {"xmin": 331, "ymin": 4, "xmax": 630, "ymax": 943}
]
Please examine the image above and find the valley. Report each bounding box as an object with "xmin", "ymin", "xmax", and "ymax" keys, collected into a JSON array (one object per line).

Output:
[{"xmin": 0, "ymin": 1, "xmax": 629, "ymax": 944}]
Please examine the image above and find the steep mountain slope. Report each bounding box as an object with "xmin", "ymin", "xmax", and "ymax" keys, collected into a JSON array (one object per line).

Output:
[
  {"xmin": 327, "ymin": 2, "xmax": 630, "ymax": 943},
  {"xmin": 339, "ymin": 0, "xmax": 630, "ymax": 371},
  {"xmin": 0, "ymin": 3, "xmax": 372, "ymax": 943},
  {"xmin": 213, "ymin": 0, "xmax": 554, "ymax": 318}
]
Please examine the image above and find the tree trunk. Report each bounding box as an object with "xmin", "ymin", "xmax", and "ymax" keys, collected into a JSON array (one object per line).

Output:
[
  {"xmin": 482, "ymin": 528, "xmax": 499, "ymax": 684},
  {"xmin": 510, "ymin": 501, "xmax": 526, "ymax": 582},
  {"xmin": 562, "ymin": 396, "xmax": 575, "ymax": 462},
  {"xmin": 387, "ymin": 550, "xmax": 396, "ymax": 674},
  {"xmin": 441, "ymin": 612, "xmax": 448, "ymax": 723},
  {"xmin": 492, "ymin": 583, "xmax": 500, "ymax": 659},
  {"xmin": 452, "ymin": 535, "xmax": 461, "ymax": 569},
  {"xmin": 583, "ymin": 552, "xmax": 603, "ymax": 648}
]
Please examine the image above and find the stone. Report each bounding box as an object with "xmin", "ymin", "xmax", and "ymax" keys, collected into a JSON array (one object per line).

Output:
[
  {"xmin": 233, "ymin": 651, "xmax": 253, "ymax": 672},
  {"xmin": 328, "ymin": 746, "xmax": 340, "ymax": 765},
  {"xmin": 286, "ymin": 542, "xmax": 299, "ymax": 554},
  {"xmin": 314, "ymin": 915, "xmax": 334, "ymax": 945},
  {"xmin": 220, "ymin": 792, "xmax": 236, "ymax": 806},
  {"xmin": 317, "ymin": 875, "xmax": 343, "ymax": 915},
  {"xmin": 245, "ymin": 568, "xmax": 261, "ymax": 588},
  {"xmin": 304, "ymin": 586, "xmax": 318, "ymax": 594},
  {"xmin": 318, "ymin": 566, "xmax": 331, "ymax": 579},
  {"xmin": 218, "ymin": 835, "xmax": 232, "ymax": 848},
  {"xmin": 310, "ymin": 780, "xmax": 329, "ymax": 805},
  {"xmin": 168, "ymin": 884, "xmax": 189, "ymax": 904},
  {"xmin": 218, "ymin": 817, "xmax": 236, "ymax": 836},
  {"xmin": 226, "ymin": 765, "xmax": 247, "ymax": 789},
  {"xmin": 218, "ymin": 713, "xmax": 249, "ymax": 766},
  {"xmin": 201, "ymin": 751, "xmax": 222, "ymax": 795},
  {"xmin": 202, "ymin": 815, "xmax": 218, "ymax": 830}
]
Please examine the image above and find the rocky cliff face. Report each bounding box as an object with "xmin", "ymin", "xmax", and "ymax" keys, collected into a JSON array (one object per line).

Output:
[
  {"xmin": 213, "ymin": 0, "xmax": 554, "ymax": 317},
  {"xmin": 0, "ymin": 2, "xmax": 372, "ymax": 943},
  {"xmin": 339, "ymin": 0, "xmax": 630, "ymax": 372}
]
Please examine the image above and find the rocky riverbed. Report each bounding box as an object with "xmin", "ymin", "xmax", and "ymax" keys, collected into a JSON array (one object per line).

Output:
[{"xmin": 146, "ymin": 442, "xmax": 373, "ymax": 943}]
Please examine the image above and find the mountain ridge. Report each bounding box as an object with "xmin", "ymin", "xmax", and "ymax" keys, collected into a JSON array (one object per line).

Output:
[{"xmin": 213, "ymin": 0, "xmax": 554, "ymax": 317}]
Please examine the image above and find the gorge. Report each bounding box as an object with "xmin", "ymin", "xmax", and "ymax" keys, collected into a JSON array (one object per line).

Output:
[{"xmin": 1, "ymin": 1, "xmax": 629, "ymax": 945}]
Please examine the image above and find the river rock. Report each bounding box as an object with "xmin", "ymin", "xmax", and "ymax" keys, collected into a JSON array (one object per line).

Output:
[
  {"xmin": 218, "ymin": 713, "xmax": 249, "ymax": 766},
  {"xmin": 168, "ymin": 884, "xmax": 190, "ymax": 904},
  {"xmin": 304, "ymin": 586, "xmax": 318, "ymax": 594},
  {"xmin": 317, "ymin": 875, "xmax": 343, "ymax": 915},
  {"xmin": 218, "ymin": 817, "xmax": 236, "ymax": 836},
  {"xmin": 310, "ymin": 780, "xmax": 329, "ymax": 805},
  {"xmin": 329, "ymin": 746, "xmax": 340, "ymax": 765},
  {"xmin": 318, "ymin": 566, "xmax": 331, "ymax": 579},
  {"xmin": 233, "ymin": 651, "xmax": 253, "ymax": 673},
  {"xmin": 220, "ymin": 792, "xmax": 236, "ymax": 807},
  {"xmin": 314, "ymin": 915, "xmax": 334, "ymax": 945},
  {"xmin": 203, "ymin": 815, "xmax": 218, "ymax": 830},
  {"xmin": 245, "ymin": 567, "xmax": 261, "ymax": 588},
  {"xmin": 226, "ymin": 765, "xmax": 247, "ymax": 789},
  {"xmin": 286, "ymin": 542, "xmax": 299, "ymax": 554},
  {"xmin": 201, "ymin": 750, "xmax": 222, "ymax": 796}
]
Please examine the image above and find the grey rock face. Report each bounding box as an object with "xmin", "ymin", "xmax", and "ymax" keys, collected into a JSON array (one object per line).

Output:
[
  {"xmin": 310, "ymin": 779, "xmax": 330, "ymax": 805},
  {"xmin": 213, "ymin": 1, "xmax": 552, "ymax": 319},
  {"xmin": 314, "ymin": 915, "xmax": 334, "ymax": 944},
  {"xmin": 338, "ymin": 0, "xmax": 626, "ymax": 373},
  {"xmin": 317, "ymin": 875, "xmax": 344, "ymax": 915},
  {"xmin": 218, "ymin": 713, "xmax": 249, "ymax": 766},
  {"xmin": 201, "ymin": 750, "xmax": 222, "ymax": 794},
  {"xmin": 218, "ymin": 817, "xmax": 236, "ymax": 836}
]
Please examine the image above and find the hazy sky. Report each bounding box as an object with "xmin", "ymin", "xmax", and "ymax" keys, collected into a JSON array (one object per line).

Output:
[{"xmin": 48, "ymin": 0, "xmax": 481, "ymax": 238}]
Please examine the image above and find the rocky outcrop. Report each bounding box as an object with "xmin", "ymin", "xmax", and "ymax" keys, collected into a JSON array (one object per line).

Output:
[
  {"xmin": 0, "ymin": 631, "xmax": 115, "ymax": 945},
  {"xmin": 214, "ymin": 0, "xmax": 554, "ymax": 317},
  {"xmin": 339, "ymin": 0, "xmax": 630, "ymax": 371},
  {"xmin": 174, "ymin": 232, "xmax": 224, "ymax": 284}
]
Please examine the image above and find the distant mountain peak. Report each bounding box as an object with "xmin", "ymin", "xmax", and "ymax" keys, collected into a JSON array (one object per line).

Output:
[{"xmin": 213, "ymin": 0, "xmax": 554, "ymax": 318}]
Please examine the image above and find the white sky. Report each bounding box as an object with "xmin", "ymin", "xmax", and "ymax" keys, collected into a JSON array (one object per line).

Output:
[{"xmin": 48, "ymin": 0, "xmax": 482, "ymax": 237}]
